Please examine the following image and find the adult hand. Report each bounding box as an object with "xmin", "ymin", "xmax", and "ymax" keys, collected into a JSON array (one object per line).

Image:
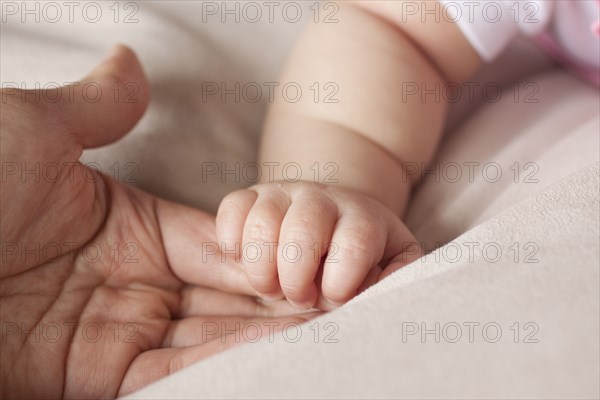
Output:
[{"xmin": 0, "ymin": 45, "xmax": 311, "ymax": 399}]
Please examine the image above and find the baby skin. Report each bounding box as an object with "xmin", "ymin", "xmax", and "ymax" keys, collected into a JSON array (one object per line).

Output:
[{"xmin": 216, "ymin": 1, "xmax": 482, "ymax": 310}]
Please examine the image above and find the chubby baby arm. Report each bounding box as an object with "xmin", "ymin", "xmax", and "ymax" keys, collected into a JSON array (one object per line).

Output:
[{"xmin": 216, "ymin": 1, "xmax": 481, "ymax": 309}]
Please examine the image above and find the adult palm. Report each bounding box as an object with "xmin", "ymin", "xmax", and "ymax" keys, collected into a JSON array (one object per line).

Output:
[{"xmin": 0, "ymin": 46, "xmax": 306, "ymax": 399}]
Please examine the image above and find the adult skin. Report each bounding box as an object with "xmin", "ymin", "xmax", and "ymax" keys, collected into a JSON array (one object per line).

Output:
[{"xmin": 0, "ymin": 45, "xmax": 312, "ymax": 398}]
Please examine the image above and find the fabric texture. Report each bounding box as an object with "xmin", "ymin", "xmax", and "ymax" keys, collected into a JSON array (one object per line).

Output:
[{"xmin": 128, "ymin": 163, "xmax": 600, "ymax": 400}]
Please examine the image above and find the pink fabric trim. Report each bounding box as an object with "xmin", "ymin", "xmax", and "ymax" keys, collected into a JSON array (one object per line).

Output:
[
  {"xmin": 535, "ymin": 32, "xmax": 600, "ymax": 87},
  {"xmin": 594, "ymin": 0, "xmax": 600, "ymax": 38}
]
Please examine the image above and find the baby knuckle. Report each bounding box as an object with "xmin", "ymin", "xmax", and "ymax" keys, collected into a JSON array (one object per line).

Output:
[
  {"xmin": 313, "ymin": 196, "xmax": 337, "ymax": 215},
  {"xmin": 356, "ymin": 218, "xmax": 384, "ymax": 238},
  {"xmin": 337, "ymin": 235, "xmax": 377, "ymax": 264},
  {"xmin": 245, "ymin": 219, "xmax": 276, "ymax": 244},
  {"xmin": 281, "ymin": 228, "xmax": 318, "ymax": 249}
]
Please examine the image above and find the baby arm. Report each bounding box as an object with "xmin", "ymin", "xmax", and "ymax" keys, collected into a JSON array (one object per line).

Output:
[{"xmin": 217, "ymin": 1, "xmax": 481, "ymax": 309}]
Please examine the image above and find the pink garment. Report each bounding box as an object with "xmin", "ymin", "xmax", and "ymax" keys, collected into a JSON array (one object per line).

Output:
[
  {"xmin": 539, "ymin": 0, "xmax": 599, "ymax": 85},
  {"xmin": 441, "ymin": 0, "xmax": 600, "ymax": 86},
  {"xmin": 594, "ymin": 0, "xmax": 600, "ymax": 38},
  {"xmin": 536, "ymin": 32, "xmax": 600, "ymax": 87}
]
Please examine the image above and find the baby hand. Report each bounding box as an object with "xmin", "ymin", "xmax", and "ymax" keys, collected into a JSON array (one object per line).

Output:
[{"xmin": 216, "ymin": 182, "xmax": 421, "ymax": 309}]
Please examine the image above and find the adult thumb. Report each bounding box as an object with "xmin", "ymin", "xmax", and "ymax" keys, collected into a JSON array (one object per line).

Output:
[{"xmin": 55, "ymin": 44, "xmax": 150, "ymax": 148}]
